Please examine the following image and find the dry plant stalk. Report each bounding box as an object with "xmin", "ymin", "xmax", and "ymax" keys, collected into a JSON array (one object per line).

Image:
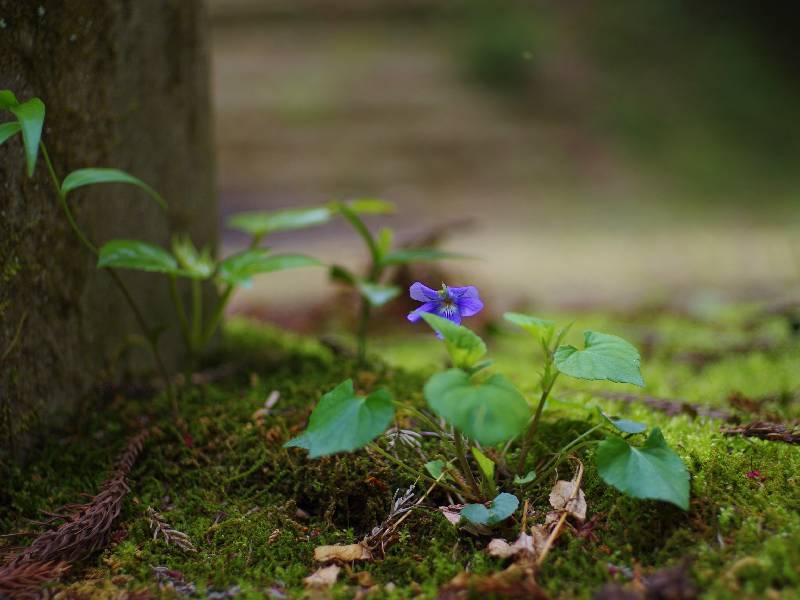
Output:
[
  {"xmin": 722, "ymin": 421, "xmax": 800, "ymax": 444},
  {"xmin": 7, "ymin": 430, "xmax": 149, "ymax": 566},
  {"xmin": 146, "ymin": 507, "xmax": 197, "ymax": 553},
  {"xmin": 0, "ymin": 560, "xmax": 69, "ymax": 599}
]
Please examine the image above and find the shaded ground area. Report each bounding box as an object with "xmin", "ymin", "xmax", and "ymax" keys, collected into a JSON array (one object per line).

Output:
[{"xmin": 2, "ymin": 305, "xmax": 799, "ymax": 598}]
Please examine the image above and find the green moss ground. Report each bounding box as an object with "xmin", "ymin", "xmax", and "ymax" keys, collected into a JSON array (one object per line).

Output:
[{"xmin": 2, "ymin": 307, "xmax": 799, "ymax": 598}]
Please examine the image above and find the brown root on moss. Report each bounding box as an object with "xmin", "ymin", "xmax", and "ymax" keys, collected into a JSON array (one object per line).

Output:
[{"xmin": 5, "ymin": 430, "xmax": 147, "ymax": 567}]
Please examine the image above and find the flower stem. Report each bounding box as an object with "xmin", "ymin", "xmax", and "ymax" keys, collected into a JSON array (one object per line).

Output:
[
  {"xmin": 454, "ymin": 429, "xmax": 482, "ymax": 499},
  {"xmin": 40, "ymin": 141, "xmax": 178, "ymax": 419}
]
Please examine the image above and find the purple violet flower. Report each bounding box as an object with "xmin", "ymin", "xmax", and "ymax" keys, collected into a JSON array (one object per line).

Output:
[{"xmin": 407, "ymin": 282, "xmax": 484, "ymax": 329}]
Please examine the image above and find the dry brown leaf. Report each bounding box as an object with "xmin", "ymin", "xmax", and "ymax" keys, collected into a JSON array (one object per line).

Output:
[
  {"xmin": 439, "ymin": 504, "xmax": 466, "ymax": 526},
  {"xmin": 439, "ymin": 564, "xmax": 550, "ymax": 599},
  {"xmin": 304, "ymin": 564, "xmax": 341, "ymax": 589},
  {"xmin": 549, "ymin": 479, "xmax": 587, "ymax": 521},
  {"xmin": 487, "ymin": 533, "xmax": 534, "ymax": 559},
  {"xmin": 314, "ymin": 543, "xmax": 372, "ymax": 563},
  {"xmin": 530, "ymin": 525, "xmax": 549, "ymax": 553},
  {"xmin": 352, "ymin": 571, "xmax": 375, "ymax": 587},
  {"xmin": 487, "ymin": 526, "xmax": 549, "ymax": 561}
]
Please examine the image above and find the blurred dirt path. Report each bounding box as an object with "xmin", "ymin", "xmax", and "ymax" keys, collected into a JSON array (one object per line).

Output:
[{"xmin": 210, "ymin": 19, "xmax": 800, "ymax": 315}]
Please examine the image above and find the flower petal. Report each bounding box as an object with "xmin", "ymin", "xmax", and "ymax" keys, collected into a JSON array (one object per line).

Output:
[
  {"xmin": 447, "ymin": 285, "xmax": 479, "ymax": 300},
  {"xmin": 457, "ymin": 296, "xmax": 483, "ymax": 317},
  {"xmin": 409, "ymin": 282, "xmax": 439, "ymax": 302},
  {"xmin": 436, "ymin": 304, "xmax": 462, "ymax": 325},
  {"xmin": 407, "ymin": 301, "xmax": 439, "ymax": 322},
  {"xmin": 449, "ymin": 286, "xmax": 483, "ymax": 317}
]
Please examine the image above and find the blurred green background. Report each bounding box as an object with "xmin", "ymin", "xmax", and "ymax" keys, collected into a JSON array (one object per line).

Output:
[{"xmin": 209, "ymin": 0, "xmax": 800, "ymax": 321}]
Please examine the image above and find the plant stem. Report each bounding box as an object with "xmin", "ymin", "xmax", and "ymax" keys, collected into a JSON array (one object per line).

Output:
[
  {"xmin": 191, "ymin": 278, "xmax": 203, "ymax": 352},
  {"xmin": 356, "ymin": 299, "xmax": 371, "ymax": 364},
  {"xmin": 40, "ymin": 141, "xmax": 178, "ymax": 418},
  {"xmin": 338, "ymin": 203, "xmax": 386, "ymax": 364},
  {"xmin": 537, "ymin": 424, "xmax": 603, "ymax": 479},
  {"xmin": 108, "ymin": 269, "xmax": 179, "ymax": 419},
  {"xmin": 1, "ymin": 311, "xmax": 27, "ymax": 363},
  {"xmin": 368, "ymin": 443, "xmax": 464, "ymax": 498},
  {"xmin": 339, "ymin": 204, "xmax": 381, "ymax": 265},
  {"xmin": 516, "ymin": 369, "xmax": 560, "ymax": 476},
  {"xmin": 482, "ymin": 466, "xmax": 498, "ymax": 499},
  {"xmin": 200, "ymin": 284, "xmax": 234, "ymax": 347},
  {"xmin": 454, "ymin": 429, "xmax": 482, "ymax": 499},
  {"xmin": 400, "ymin": 404, "xmax": 456, "ymax": 451},
  {"xmin": 41, "ymin": 144, "xmax": 98, "ymax": 254},
  {"xmin": 169, "ymin": 276, "xmax": 191, "ymax": 349}
]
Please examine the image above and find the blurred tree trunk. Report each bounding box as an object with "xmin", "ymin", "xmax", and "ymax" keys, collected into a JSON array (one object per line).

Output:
[{"xmin": 0, "ymin": 1, "xmax": 216, "ymax": 453}]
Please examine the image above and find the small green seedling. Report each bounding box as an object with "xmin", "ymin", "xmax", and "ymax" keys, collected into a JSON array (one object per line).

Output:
[
  {"xmin": 97, "ymin": 234, "xmax": 321, "ymax": 366},
  {"xmin": 285, "ymin": 305, "xmax": 690, "ymax": 533},
  {"xmin": 505, "ymin": 311, "xmax": 690, "ymax": 510},
  {"xmin": 1, "ymin": 91, "xmax": 179, "ymax": 413},
  {"xmin": 327, "ymin": 199, "xmax": 468, "ymax": 362}
]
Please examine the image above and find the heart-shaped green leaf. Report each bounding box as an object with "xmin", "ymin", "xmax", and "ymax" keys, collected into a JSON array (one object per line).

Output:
[
  {"xmin": 285, "ymin": 379, "xmax": 394, "ymax": 458},
  {"xmin": 217, "ymin": 249, "xmax": 320, "ymax": 286},
  {"xmin": 0, "ymin": 121, "xmax": 21, "ymax": 145},
  {"xmin": 97, "ymin": 240, "xmax": 180, "ymax": 274},
  {"xmin": 504, "ymin": 312, "xmax": 555, "ymax": 343},
  {"xmin": 420, "ymin": 313, "xmax": 486, "ymax": 370},
  {"xmin": 380, "ymin": 248, "xmax": 470, "ymax": 266},
  {"xmin": 599, "ymin": 410, "xmax": 647, "ymax": 434},
  {"xmin": 460, "ymin": 493, "xmax": 519, "ymax": 526},
  {"xmin": 595, "ymin": 428, "xmax": 689, "ymax": 510},
  {"xmin": 555, "ymin": 331, "xmax": 644, "ymax": 386},
  {"xmin": 62, "ymin": 168, "xmax": 166, "ymax": 210},
  {"xmin": 227, "ymin": 206, "xmax": 332, "ymax": 238},
  {"xmin": 9, "ymin": 97, "xmax": 44, "ymax": 177},
  {"xmin": 424, "ymin": 369, "xmax": 530, "ymax": 445},
  {"xmin": 357, "ymin": 281, "xmax": 401, "ymax": 307}
]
